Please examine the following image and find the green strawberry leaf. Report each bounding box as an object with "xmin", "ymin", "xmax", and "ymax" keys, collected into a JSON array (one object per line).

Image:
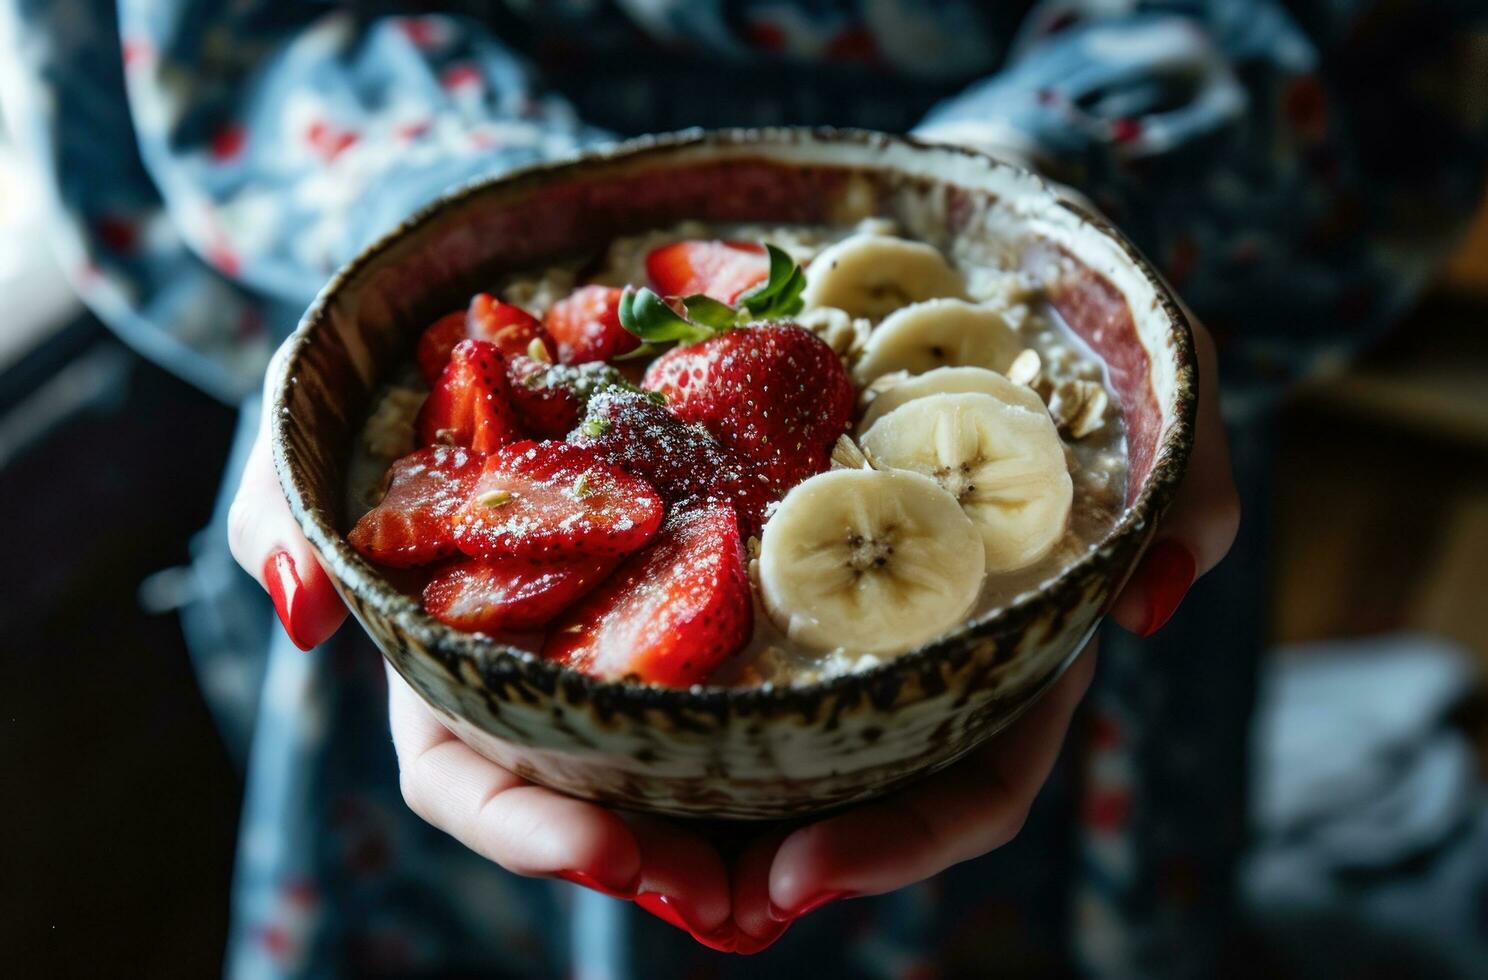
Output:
[
  {"xmin": 617, "ymin": 287, "xmax": 714, "ymax": 345},
  {"xmin": 616, "ymin": 244, "xmax": 808, "ymax": 351},
  {"xmin": 739, "ymin": 244, "xmax": 806, "ymax": 320},
  {"xmin": 680, "ymin": 294, "xmax": 739, "ymax": 329},
  {"xmin": 613, "ymin": 342, "xmax": 664, "ymax": 361}
]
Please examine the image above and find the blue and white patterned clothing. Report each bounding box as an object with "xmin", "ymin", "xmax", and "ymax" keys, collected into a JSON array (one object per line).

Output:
[{"xmin": 3, "ymin": 2, "xmax": 1484, "ymax": 976}]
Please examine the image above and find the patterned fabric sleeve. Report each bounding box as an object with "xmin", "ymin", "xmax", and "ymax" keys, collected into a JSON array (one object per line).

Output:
[
  {"xmin": 919, "ymin": 0, "xmax": 1488, "ymax": 399},
  {"xmin": 0, "ymin": 0, "xmax": 608, "ymax": 401}
]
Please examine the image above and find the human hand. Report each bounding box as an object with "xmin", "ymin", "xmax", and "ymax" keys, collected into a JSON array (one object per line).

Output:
[
  {"xmin": 385, "ymin": 648, "xmax": 1094, "ymax": 954},
  {"xmin": 388, "ymin": 662, "xmax": 739, "ymax": 943},
  {"xmin": 228, "ymin": 342, "xmax": 349, "ymax": 650},
  {"xmin": 386, "ymin": 316, "xmax": 1243, "ymax": 951},
  {"xmin": 232, "ymin": 310, "xmax": 1238, "ymax": 950}
]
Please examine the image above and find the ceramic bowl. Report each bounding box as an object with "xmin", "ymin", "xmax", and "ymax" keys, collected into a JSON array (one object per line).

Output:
[{"xmin": 272, "ymin": 128, "xmax": 1196, "ymax": 820}]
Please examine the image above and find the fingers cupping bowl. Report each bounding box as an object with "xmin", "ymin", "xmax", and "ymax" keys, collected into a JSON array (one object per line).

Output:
[{"xmin": 273, "ymin": 130, "xmax": 1195, "ymax": 818}]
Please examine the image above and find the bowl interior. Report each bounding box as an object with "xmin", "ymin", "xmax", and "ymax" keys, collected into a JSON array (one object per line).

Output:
[{"xmin": 272, "ymin": 128, "xmax": 1195, "ymax": 705}]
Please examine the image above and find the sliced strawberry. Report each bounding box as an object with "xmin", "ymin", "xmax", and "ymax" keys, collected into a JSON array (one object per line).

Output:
[
  {"xmin": 569, "ymin": 388, "xmax": 775, "ymax": 538},
  {"xmin": 416, "ymin": 312, "xmax": 470, "ymax": 385},
  {"xmin": 348, "ymin": 446, "xmax": 483, "ymax": 567},
  {"xmin": 642, "ymin": 323, "xmax": 854, "ymax": 491},
  {"xmin": 423, "ymin": 555, "xmax": 615, "ymax": 633},
  {"xmin": 505, "ymin": 355, "xmax": 582, "ymax": 438},
  {"xmin": 451, "ymin": 440, "xmax": 663, "ymax": 560},
  {"xmin": 543, "ymin": 285, "xmax": 638, "ymax": 364},
  {"xmin": 543, "ymin": 506, "xmax": 751, "ymax": 687},
  {"xmin": 646, "ymin": 239, "xmax": 768, "ymax": 303},
  {"xmin": 414, "ymin": 298, "xmax": 553, "ymax": 385},
  {"xmin": 417, "ymin": 339, "xmax": 524, "ymax": 453},
  {"xmin": 467, "ymin": 293, "xmax": 557, "ymax": 361}
]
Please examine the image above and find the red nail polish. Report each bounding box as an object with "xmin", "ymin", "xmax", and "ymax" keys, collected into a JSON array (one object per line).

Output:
[
  {"xmin": 263, "ymin": 550, "xmax": 315, "ymax": 651},
  {"xmin": 1137, "ymin": 540, "xmax": 1196, "ymax": 638},
  {"xmin": 555, "ymin": 869, "xmax": 639, "ymax": 901},
  {"xmin": 767, "ymin": 889, "xmax": 855, "ymax": 923},
  {"xmin": 634, "ymin": 892, "xmax": 736, "ymax": 952},
  {"xmin": 732, "ymin": 920, "xmax": 791, "ymax": 955}
]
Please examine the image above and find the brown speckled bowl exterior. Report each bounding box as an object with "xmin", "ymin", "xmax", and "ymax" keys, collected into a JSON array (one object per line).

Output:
[{"xmin": 272, "ymin": 129, "xmax": 1196, "ymax": 820}]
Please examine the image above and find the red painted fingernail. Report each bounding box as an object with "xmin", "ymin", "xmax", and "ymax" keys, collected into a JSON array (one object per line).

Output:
[
  {"xmin": 555, "ymin": 869, "xmax": 639, "ymax": 901},
  {"xmin": 263, "ymin": 550, "xmax": 316, "ymax": 651},
  {"xmin": 767, "ymin": 889, "xmax": 855, "ymax": 923},
  {"xmin": 1136, "ymin": 540, "xmax": 1196, "ymax": 637},
  {"xmin": 732, "ymin": 921, "xmax": 791, "ymax": 955},
  {"xmin": 634, "ymin": 892, "xmax": 736, "ymax": 952}
]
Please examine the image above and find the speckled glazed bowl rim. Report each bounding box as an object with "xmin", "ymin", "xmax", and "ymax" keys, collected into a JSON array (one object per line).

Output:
[{"xmin": 273, "ymin": 127, "xmax": 1196, "ymax": 713}]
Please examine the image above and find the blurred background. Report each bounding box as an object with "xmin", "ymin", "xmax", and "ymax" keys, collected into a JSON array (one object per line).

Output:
[{"xmin": 3, "ymin": 83, "xmax": 1487, "ymax": 980}]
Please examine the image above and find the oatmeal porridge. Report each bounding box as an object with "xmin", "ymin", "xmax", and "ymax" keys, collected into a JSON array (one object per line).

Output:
[{"xmin": 343, "ymin": 218, "xmax": 1127, "ymax": 688}]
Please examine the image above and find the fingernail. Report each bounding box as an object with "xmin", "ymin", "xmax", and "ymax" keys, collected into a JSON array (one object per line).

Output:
[
  {"xmin": 732, "ymin": 921, "xmax": 791, "ymax": 955},
  {"xmin": 263, "ymin": 550, "xmax": 316, "ymax": 651},
  {"xmin": 634, "ymin": 892, "xmax": 736, "ymax": 952},
  {"xmin": 555, "ymin": 868, "xmax": 639, "ymax": 901},
  {"xmin": 1136, "ymin": 540, "xmax": 1196, "ymax": 637},
  {"xmin": 767, "ymin": 889, "xmax": 854, "ymax": 923}
]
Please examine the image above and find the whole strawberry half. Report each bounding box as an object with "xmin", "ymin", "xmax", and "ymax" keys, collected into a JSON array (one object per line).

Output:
[
  {"xmin": 500, "ymin": 357, "xmax": 634, "ymax": 439},
  {"xmin": 417, "ymin": 339, "xmax": 524, "ymax": 453},
  {"xmin": 505, "ymin": 355, "xmax": 582, "ymax": 438},
  {"xmin": 348, "ymin": 446, "xmax": 483, "ymax": 567},
  {"xmin": 543, "ymin": 506, "xmax": 751, "ymax": 687},
  {"xmin": 423, "ymin": 555, "xmax": 615, "ymax": 634},
  {"xmin": 543, "ymin": 285, "xmax": 639, "ymax": 364},
  {"xmin": 646, "ymin": 240, "xmax": 768, "ymax": 303},
  {"xmin": 569, "ymin": 388, "xmax": 775, "ymax": 538},
  {"xmin": 451, "ymin": 440, "xmax": 663, "ymax": 561},
  {"xmin": 415, "ymin": 295, "xmax": 555, "ymax": 385},
  {"xmin": 642, "ymin": 323, "xmax": 854, "ymax": 490}
]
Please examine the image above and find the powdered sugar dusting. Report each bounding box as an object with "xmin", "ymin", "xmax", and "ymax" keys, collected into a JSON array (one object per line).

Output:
[{"xmin": 450, "ymin": 441, "xmax": 663, "ymax": 561}]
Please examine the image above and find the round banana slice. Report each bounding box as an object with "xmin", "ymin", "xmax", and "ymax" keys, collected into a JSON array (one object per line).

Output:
[
  {"xmin": 802, "ymin": 234, "xmax": 968, "ymax": 320},
  {"xmin": 853, "ymin": 299, "xmax": 1024, "ymax": 384},
  {"xmin": 859, "ymin": 365, "xmax": 1047, "ymax": 432},
  {"xmin": 860, "ymin": 392, "xmax": 1071, "ymax": 573},
  {"xmin": 759, "ymin": 469, "xmax": 985, "ymax": 655}
]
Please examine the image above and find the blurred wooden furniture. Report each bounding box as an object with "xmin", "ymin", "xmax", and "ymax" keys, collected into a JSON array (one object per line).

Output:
[
  {"xmin": 1272, "ymin": 193, "xmax": 1488, "ymax": 665},
  {"xmin": 1443, "ymin": 191, "xmax": 1488, "ymax": 297}
]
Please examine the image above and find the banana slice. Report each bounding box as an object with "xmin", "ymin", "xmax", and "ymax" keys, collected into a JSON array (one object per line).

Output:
[
  {"xmin": 802, "ymin": 234, "xmax": 968, "ymax": 320},
  {"xmin": 860, "ymin": 392, "xmax": 1071, "ymax": 573},
  {"xmin": 859, "ymin": 365, "xmax": 1047, "ymax": 431},
  {"xmin": 853, "ymin": 299, "xmax": 1024, "ymax": 384},
  {"xmin": 759, "ymin": 468, "xmax": 985, "ymax": 655}
]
